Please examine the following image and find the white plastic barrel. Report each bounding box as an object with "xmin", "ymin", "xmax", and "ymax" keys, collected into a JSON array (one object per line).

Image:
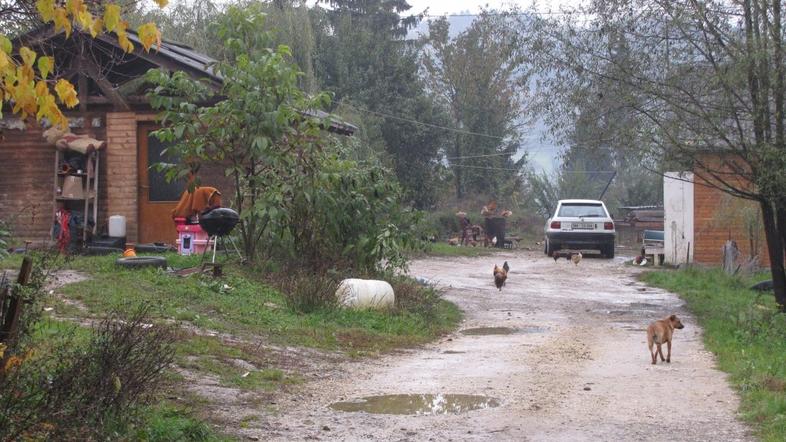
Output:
[
  {"xmin": 336, "ymin": 279, "xmax": 395, "ymax": 310},
  {"xmin": 108, "ymin": 215, "xmax": 127, "ymax": 238}
]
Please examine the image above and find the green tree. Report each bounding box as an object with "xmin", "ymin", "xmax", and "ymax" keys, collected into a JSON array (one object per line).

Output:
[
  {"xmin": 146, "ymin": 5, "xmax": 329, "ymax": 262},
  {"xmin": 527, "ymin": 0, "xmax": 786, "ymax": 309},
  {"xmin": 422, "ymin": 12, "xmax": 529, "ymax": 200},
  {"xmin": 312, "ymin": 0, "xmax": 451, "ymax": 208}
]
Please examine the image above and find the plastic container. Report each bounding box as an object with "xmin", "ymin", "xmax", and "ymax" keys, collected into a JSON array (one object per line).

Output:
[
  {"xmin": 336, "ymin": 279, "xmax": 395, "ymax": 310},
  {"xmin": 108, "ymin": 215, "xmax": 127, "ymax": 238},
  {"xmin": 175, "ymin": 222, "xmax": 210, "ymax": 255}
]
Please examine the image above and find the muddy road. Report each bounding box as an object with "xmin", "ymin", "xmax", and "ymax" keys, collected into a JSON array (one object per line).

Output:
[{"xmin": 254, "ymin": 250, "xmax": 752, "ymax": 441}]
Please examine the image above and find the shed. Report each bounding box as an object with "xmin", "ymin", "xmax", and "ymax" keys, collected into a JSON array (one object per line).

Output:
[
  {"xmin": 1, "ymin": 27, "xmax": 355, "ymax": 246},
  {"xmin": 663, "ymin": 157, "xmax": 769, "ymax": 267}
]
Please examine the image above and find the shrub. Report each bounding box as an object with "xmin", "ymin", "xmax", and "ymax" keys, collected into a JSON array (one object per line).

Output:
[
  {"xmin": 0, "ymin": 305, "xmax": 176, "ymax": 441},
  {"xmin": 275, "ymin": 271, "xmax": 339, "ymax": 314}
]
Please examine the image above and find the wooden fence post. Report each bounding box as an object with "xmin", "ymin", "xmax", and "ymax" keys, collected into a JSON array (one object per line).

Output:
[{"xmin": 0, "ymin": 256, "xmax": 33, "ymax": 346}]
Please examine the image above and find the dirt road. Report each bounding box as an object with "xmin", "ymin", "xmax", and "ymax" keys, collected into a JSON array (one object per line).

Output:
[{"xmin": 254, "ymin": 251, "xmax": 753, "ymax": 441}]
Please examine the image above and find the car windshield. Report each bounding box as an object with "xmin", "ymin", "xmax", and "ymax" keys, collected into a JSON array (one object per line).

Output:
[{"xmin": 557, "ymin": 203, "xmax": 607, "ymax": 218}]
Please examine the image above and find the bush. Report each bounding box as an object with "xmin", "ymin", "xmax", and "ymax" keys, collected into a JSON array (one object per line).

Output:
[
  {"xmin": 274, "ymin": 271, "xmax": 339, "ymax": 314},
  {"xmin": 0, "ymin": 305, "xmax": 176, "ymax": 441}
]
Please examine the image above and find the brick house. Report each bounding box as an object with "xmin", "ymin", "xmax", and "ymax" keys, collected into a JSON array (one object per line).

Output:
[
  {"xmin": 664, "ymin": 155, "xmax": 770, "ymax": 266},
  {"xmin": 1, "ymin": 27, "xmax": 353, "ymax": 246}
]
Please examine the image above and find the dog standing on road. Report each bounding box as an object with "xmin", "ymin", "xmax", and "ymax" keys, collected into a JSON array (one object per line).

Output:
[{"xmin": 647, "ymin": 314, "xmax": 685, "ymax": 364}]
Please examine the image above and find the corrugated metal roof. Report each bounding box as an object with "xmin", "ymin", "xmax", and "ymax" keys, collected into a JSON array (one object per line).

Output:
[{"xmin": 126, "ymin": 31, "xmax": 222, "ymax": 82}]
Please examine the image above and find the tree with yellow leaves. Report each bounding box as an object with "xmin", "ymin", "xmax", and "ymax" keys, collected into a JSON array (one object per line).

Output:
[{"xmin": 0, "ymin": 0, "xmax": 166, "ymax": 128}]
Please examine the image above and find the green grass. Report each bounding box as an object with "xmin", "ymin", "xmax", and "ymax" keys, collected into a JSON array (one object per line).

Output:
[
  {"xmin": 642, "ymin": 268, "xmax": 786, "ymax": 441},
  {"xmin": 419, "ymin": 242, "xmax": 498, "ymax": 257},
  {"xmin": 113, "ymin": 403, "xmax": 231, "ymax": 442},
  {"xmin": 52, "ymin": 253, "xmax": 460, "ymax": 354}
]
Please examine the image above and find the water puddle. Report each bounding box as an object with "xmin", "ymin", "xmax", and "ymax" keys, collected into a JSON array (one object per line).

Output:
[
  {"xmin": 461, "ymin": 327, "xmax": 516, "ymax": 335},
  {"xmin": 329, "ymin": 394, "xmax": 500, "ymax": 415},
  {"xmin": 460, "ymin": 326, "xmax": 547, "ymax": 336},
  {"xmin": 443, "ymin": 350, "xmax": 466, "ymax": 354}
]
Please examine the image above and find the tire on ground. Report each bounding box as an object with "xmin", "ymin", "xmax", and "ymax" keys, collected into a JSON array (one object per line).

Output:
[{"xmin": 115, "ymin": 256, "xmax": 168, "ymax": 269}]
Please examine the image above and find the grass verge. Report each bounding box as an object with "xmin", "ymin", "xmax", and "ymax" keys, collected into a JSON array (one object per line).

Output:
[
  {"xmin": 642, "ymin": 268, "xmax": 786, "ymax": 441},
  {"xmin": 418, "ymin": 242, "xmax": 498, "ymax": 257},
  {"xmin": 54, "ymin": 253, "xmax": 460, "ymax": 354}
]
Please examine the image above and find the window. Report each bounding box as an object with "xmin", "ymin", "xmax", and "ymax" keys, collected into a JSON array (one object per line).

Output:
[{"xmin": 557, "ymin": 203, "xmax": 607, "ymax": 218}]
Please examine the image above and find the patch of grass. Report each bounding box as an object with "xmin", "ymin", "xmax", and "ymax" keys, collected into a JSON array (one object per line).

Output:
[
  {"xmin": 419, "ymin": 242, "xmax": 498, "ymax": 257},
  {"xmin": 642, "ymin": 268, "xmax": 786, "ymax": 441},
  {"xmin": 116, "ymin": 403, "xmax": 229, "ymax": 442},
  {"xmin": 57, "ymin": 253, "xmax": 461, "ymax": 354}
]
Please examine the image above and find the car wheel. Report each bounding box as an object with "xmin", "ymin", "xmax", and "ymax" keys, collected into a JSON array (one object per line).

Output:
[
  {"xmin": 115, "ymin": 256, "xmax": 168, "ymax": 269},
  {"xmin": 545, "ymin": 240, "xmax": 553, "ymax": 256},
  {"xmin": 603, "ymin": 244, "xmax": 615, "ymax": 259}
]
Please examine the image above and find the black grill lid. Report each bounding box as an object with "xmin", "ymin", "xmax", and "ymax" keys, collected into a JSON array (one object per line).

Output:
[{"xmin": 199, "ymin": 208, "xmax": 240, "ymax": 236}]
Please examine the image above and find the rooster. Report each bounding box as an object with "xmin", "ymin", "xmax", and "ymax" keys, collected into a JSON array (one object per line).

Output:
[
  {"xmin": 493, "ymin": 261, "xmax": 510, "ymax": 291},
  {"xmin": 552, "ymin": 250, "xmax": 561, "ymax": 262},
  {"xmin": 571, "ymin": 251, "xmax": 583, "ymax": 266}
]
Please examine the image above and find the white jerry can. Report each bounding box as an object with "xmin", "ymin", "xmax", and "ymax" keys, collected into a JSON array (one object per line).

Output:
[{"xmin": 336, "ymin": 279, "xmax": 395, "ymax": 309}]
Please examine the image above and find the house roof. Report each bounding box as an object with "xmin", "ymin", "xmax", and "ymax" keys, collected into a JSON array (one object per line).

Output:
[{"xmin": 13, "ymin": 27, "xmax": 356, "ymax": 135}]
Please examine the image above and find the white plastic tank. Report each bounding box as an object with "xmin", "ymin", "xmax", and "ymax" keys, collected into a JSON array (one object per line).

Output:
[
  {"xmin": 336, "ymin": 279, "xmax": 395, "ymax": 309},
  {"xmin": 108, "ymin": 215, "xmax": 127, "ymax": 238}
]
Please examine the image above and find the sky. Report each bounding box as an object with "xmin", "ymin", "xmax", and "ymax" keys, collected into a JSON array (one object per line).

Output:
[{"xmin": 405, "ymin": 0, "xmax": 582, "ymax": 16}]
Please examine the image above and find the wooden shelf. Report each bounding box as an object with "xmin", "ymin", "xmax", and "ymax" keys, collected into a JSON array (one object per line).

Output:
[{"xmin": 52, "ymin": 149, "xmax": 100, "ymax": 243}]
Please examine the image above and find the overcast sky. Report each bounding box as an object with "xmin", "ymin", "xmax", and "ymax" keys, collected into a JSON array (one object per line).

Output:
[{"xmin": 405, "ymin": 0, "xmax": 581, "ymax": 16}]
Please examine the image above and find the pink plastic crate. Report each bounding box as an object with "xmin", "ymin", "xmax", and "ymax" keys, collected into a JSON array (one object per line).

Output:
[{"xmin": 175, "ymin": 221, "xmax": 210, "ymax": 256}]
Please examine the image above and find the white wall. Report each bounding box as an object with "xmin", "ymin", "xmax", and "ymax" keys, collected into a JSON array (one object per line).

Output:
[{"xmin": 663, "ymin": 172, "xmax": 694, "ymax": 265}]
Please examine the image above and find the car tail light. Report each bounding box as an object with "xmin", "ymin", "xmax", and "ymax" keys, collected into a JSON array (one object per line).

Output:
[
  {"xmin": 604, "ymin": 222, "xmax": 614, "ymax": 230},
  {"xmin": 550, "ymin": 221, "xmax": 561, "ymax": 229}
]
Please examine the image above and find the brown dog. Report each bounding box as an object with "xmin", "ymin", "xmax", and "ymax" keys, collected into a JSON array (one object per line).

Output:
[{"xmin": 647, "ymin": 314, "xmax": 685, "ymax": 364}]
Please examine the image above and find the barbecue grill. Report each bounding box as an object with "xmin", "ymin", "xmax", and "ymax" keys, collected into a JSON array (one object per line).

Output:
[
  {"xmin": 199, "ymin": 208, "xmax": 240, "ymax": 237},
  {"xmin": 198, "ymin": 208, "xmax": 242, "ymax": 263}
]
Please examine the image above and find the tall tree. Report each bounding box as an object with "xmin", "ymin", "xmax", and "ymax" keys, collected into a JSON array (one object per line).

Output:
[
  {"xmin": 422, "ymin": 12, "xmax": 529, "ymax": 201},
  {"xmin": 312, "ymin": 0, "xmax": 450, "ymax": 208},
  {"xmin": 527, "ymin": 0, "xmax": 786, "ymax": 309}
]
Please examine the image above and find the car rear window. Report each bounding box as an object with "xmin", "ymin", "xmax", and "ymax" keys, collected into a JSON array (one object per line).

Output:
[{"xmin": 557, "ymin": 203, "xmax": 607, "ymax": 218}]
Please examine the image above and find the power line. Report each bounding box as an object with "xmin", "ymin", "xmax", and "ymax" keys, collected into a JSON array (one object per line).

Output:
[
  {"xmin": 446, "ymin": 152, "xmax": 512, "ymax": 160},
  {"xmin": 344, "ymin": 104, "xmax": 507, "ymax": 140}
]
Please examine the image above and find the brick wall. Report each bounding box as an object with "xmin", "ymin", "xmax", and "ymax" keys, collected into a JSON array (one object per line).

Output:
[
  {"xmin": 105, "ymin": 112, "xmax": 139, "ymax": 242},
  {"xmin": 1, "ymin": 116, "xmax": 107, "ymax": 244},
  {"xmin": 693, "ymin": 164, "xmax": 769, "ymax": 266}
]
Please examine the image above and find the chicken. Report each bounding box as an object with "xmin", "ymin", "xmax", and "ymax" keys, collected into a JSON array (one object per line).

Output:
[
  {"xmin": 493, "ymin": 261, "xmax": 509, "ymax": 291},
  {"xmin": 491, "ymin": 236, "xmax": 498, "ymax": 246},
  {"xmin": 448, "ymin": 237, "xmax": 460, "ymax": 246},
  {"xmin": 571, "ymin": 251, "xmax": 583, "ymax": 266},
  {"xmin": 552, "ymin": 250, "xmax": 561, "ymax": 262}
]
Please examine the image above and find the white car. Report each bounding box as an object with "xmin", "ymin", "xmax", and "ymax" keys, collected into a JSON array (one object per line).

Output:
[{"xmin": 544, "ymin": 199, "xmax": 616, "ymax": 258}]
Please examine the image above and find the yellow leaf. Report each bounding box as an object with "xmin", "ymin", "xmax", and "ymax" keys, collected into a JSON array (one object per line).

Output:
[
  {"xmin": 103, "ymin": 4, "xmax": 121, "ymax": 33},
  {"xmin": 66, "ymin": 0, "xmax": 83, "ymax": 17},
  {"xmin": 0, "ymin": 51, "xmax": 11, "ymax": 74},
  {"xmin": 36, "ymin": 0, "xmax": 56, "ymax": 23},
  {"xmin": 19, "ymin": 47, "xmax": 36, "ymax": 66},
  {"xmin": 116, "ymin": 27, "xmax": 135, "ymax": 53},
  {"xmin": 54, "ymin": 8, "xmax": 72, "ymax": 37},
  {"xmin": 0, "ymin": 343, "xmax": 6, "ymax": 359},
  {"xmin": 137, "ymin": 22, "xmax": 161, "ymax": 52},
  {"xmin": 36, "ymin": 92, "xmax": 57, "ymax": 121},
  {"xmin": 76, "ymin": 9, "xmax": 94, "ymax": 32},
  {"xmin": 91, "ymin": 18, "xmax": 103, "ymax": 38},
  {"xmin": 55, "ymin": 79, "xmax": 79, "ymax": 108},
  {"xmin": 35, "ymin": 80, "xmax": 48, "ymax": 97},
  {"xmin": 0, "ymin": 34, "xmax": 12, "ymax": 54},
  {"xmin": 37, "ymin": 56, "xmax": 53, "ymax": 79},
  {"xmin": 18, "ymin": 64, "xmax": 35, "ymax": 83},
  {"xmin": 154, "ymin": 0, "xmax": 168, "ymax": 7}
]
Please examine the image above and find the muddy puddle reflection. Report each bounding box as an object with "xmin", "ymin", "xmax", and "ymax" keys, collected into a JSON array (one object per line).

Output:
[
  {"xmin": 330, "ymin": 394, "xmax": 500, "ymax": 415},
  {"xmin": 461, "ymin": 326, "xmax": 547, "ymax": 335}
]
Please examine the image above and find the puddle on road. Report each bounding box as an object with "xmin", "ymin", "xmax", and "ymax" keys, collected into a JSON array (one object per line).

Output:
[
  {"xmin": 329, "ymin": 394, "xmax": 500, "ymax": 415},
  {"xmin": 461, "ymin": 327, "xmax": 516, "ymax": 335},
  {"xmin": 460, "ymin": 326, "xmax": 548, "ymax": 335},
  {"xmin": 443, "ymin": 350, "xmax": 466, "ymax": 354}
]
